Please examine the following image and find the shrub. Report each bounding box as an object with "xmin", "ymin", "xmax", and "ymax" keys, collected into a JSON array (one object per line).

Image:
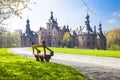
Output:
[{"xmin": 109, "ymin": 44, "xmax": 120, "ymax": 50}]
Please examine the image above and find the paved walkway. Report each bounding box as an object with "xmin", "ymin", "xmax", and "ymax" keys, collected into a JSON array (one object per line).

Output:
[{"xmin": 9, "ymin": 48, "xmax": 120, "ymax": 80}]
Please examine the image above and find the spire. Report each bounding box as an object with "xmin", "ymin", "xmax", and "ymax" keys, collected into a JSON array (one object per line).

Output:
[
  {"xmin": 98, "ymin": 23, "xmax": 105, "ymax": 39},
  {"xmin": 51, "ymin": 11, "xmax": 53, "ymax": 16},
  {"xmin": 50, "ymin": 11, "xmax": 56, "ymax": 23},
  {"xmin": 26, "ymin": 19, "xmax": 32, "ymax": 35},
  {"xmin": 67, "ymin": 25, "xmax": 69, "ymax": 29},
  {"xmin": 86, "ymin": 14, "xmax": 89, "ymax": 20},
  {"xmin": 50, "ymin": 11, "xmax": 53, "ymax": 20},
  {"xmin": 94, "ymin": 26, "xmax": 96, "ymax": 34},
  {"xmin": 84, "ymin": 14, "xmax": 93, "ymax": 32},
  {"xmin": 63, "ymin": 25, "xmax": 66, "ymax": 30},
  {"xmin": 99, "ymin": 23, "xmax": 102, "ymax": 31},
  {"xmin": 26, "ymin": 19, "xmax": 30, "ymax": 24}
]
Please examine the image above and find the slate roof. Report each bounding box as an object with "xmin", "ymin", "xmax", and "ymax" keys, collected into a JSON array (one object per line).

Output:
[
  {"xmin": 81, "ymin": 25, "xmax": 94, "ymax": 34},
  {"xmin": 97, "ymin": 23, "xmax": 106, "ymax": 39},
  {"xmin": 81, "ymin": 14, "xmax": 94, "ymax": 34}
]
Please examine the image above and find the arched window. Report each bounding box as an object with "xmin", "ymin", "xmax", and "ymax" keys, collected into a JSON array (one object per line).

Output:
[
  {"xmin": 87, "ymin": 37, "xmax": 90, "ymax": 40},
  {"xmin": 87, "ymin": 42, "xmax": 90, "ymax": 46}
]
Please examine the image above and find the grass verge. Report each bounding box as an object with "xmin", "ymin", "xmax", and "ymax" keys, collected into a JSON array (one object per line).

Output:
[
  {"xmin": 0, "ymin": 48, "xmax": 85, "ymax": 80},
  {"xmin": 36, "ymin": 47, "xmax": 120, "ymax": 58}
]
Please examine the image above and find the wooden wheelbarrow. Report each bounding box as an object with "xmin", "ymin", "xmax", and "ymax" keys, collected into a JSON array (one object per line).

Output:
[{"xmin": 31, "ymin": 41, "xmax": 54, "ymax": 62}]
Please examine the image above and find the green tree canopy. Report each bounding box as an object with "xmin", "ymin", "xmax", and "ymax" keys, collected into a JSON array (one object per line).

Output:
[
  {"xmin": 105, "ymin": 27, "xmax": 120, "ymax": 50},
  {"xmin": 62, "ymin": 32, "xmax": 71, "ymax": 42},
  {"xmin": 0, "ymin": 31, "xmax": 21, "ymax": 48},
  {"xmin": 62, "ymin": 32, "xmax": 71, "ymax": 47}
]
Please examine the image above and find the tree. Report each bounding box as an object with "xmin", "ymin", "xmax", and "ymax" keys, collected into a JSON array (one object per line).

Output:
[
  {"xmin": 0, "ymin": 0, "xmax": 30, "ymax": 25},
  {"xmin": 0, "ymin": 27, "xmax": 6, "ymax": 34},
  {"xmin": 105, "ymin": 27, "xmax": 120, "ymax": 50},
  {"xmin": 11, "ymin": 31, "xmax": 21, "ymax": 47},
  {"xmin": 62, "ymin": 32, "xmax": 71, "ymax": 47},
  {"xmin": 0, "ymin": 0, "xmax": 30, "ymax": 42},
  {"xmin": 0, "ymin": 31, "xmax": 21, "ymax": 48}
]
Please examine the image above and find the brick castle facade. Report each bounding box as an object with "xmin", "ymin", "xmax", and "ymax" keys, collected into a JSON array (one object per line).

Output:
[{"xmin": 21, "ymin": 12, "xmax": 106, "ymax": 49}]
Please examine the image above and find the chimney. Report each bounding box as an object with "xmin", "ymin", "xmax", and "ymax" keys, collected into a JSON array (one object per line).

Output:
[
  {"xmin": 79, "ymin": 26, "xmax": 82, "ymax": 31},
  {"xmin": 94, "ymin": 26, "xmax": 96, "ymax": 34},
  {"xmin": 67, "ymin": 25, "xmax": 69, "ymax": 29},
  {"xmin": 70, "ymin": 28, "xmax": 72, "ymax": 31}
]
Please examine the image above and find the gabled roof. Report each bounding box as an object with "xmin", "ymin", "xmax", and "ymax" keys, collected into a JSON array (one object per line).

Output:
[
  {"xmin": 81, "ymin": 25, "xmax": 94, "ymax": 34},
  {"xmin": 54, "ymin": 26, "xmax": 61, "ymax": 32}
]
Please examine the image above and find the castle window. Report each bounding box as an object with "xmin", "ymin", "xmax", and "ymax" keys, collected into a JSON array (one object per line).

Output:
[
  {"xmin": 87, "ymin": 42, "xmax": 90, "ymax": 46},
  {"xmin": 41, "ymin": 36, "xmax": 43, "ymax": 40},
  {"xmin": 87, "ymin": 37, "xmax": 90, "ymax": 40},
  {"xmin": 24, "ymin": 38, "xmax": 26, "ymax": 41},
  {"xmin": 93, "ymin": 42, "xmax": 94, "ymax": 45},
  {"xmin": 49, "ymin": 24, "xmax": 50, "ymax": 27},
  {"xmin": 42, "ymin": 32, "xmax": 44, "ymax": 34},
  {"xmin": 93, "ymin": 37, "xmax": 94, "ymax": 40},
  {"xmin": 82, "ymin": 36, "xmax": 84, "ymax": 40},
  {"xmin": 58, "ymin": 42, "xmax": 61, "ymax": 45}
]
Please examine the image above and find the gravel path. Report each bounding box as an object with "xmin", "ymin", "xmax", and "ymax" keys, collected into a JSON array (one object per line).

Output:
[{"xmin": 9, "ymin": 48, "xmax": 120, "ymax": 80}]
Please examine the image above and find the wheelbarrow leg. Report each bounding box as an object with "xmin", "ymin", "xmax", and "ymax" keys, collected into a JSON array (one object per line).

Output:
[
  {"xmin": 39, "ymin": 56, "xmax": 44, "ymax": 62},
  {"xmin": 45, "ymin": 55, "xmax": 51, "ymax": 62},
  {"xmin": 35, "ymin": 55, "xmax": 39, "ymax": 61}
]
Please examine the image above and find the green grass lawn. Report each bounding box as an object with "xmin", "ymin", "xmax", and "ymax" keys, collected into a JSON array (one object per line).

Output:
[
  {"xmin": 37, "ymin": 47, "xmax": 120, "ymax": 58},
  {"xmin": 0, "ymin": 48, "xmax": 85, "ymax": 80}
]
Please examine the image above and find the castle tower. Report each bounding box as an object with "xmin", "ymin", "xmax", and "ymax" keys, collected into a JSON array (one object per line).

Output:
[
  {"xmin": 45, "ymin": 11, "xmax": 62, "ymax": 47},
  {"xmin": 97, "ymin": 23, "xmax": 106, "ymax": 49},
  {"xmin": 21, "ymin": 19, "xmax": 38, "ymax": 47},
  {"xmin": 78, "ymin": 14, "xmax": 97, "ymax": 49},
  {"xmin": 26, "ymin": 19, "xmax": 32, "ymax": 35},
  {"xmin": 84, "ymin": 14, "xmax": 93, "ymax": 33}
]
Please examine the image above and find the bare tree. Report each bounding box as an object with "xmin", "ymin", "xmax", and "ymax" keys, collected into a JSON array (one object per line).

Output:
[{"xmin": 0, "ymin": 0, "xmax": 30, "ymax": 25}]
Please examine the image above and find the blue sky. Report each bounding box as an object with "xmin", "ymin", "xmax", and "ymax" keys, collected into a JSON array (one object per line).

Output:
[{"xmin": 6, "ymin": 0, "xmax": 120, "ymax": 32}]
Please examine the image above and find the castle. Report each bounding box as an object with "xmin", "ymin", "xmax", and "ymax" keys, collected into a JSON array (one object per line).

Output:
[{"xmin": 21, "ymin": 12, "xmax": 106, "ymax": 49}]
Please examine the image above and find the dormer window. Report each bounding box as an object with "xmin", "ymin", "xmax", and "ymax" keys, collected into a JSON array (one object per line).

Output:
[
  {"xmin": 42, "ymin": 32, "xmax": 44, "ymax": 34},
  {"xmin": 82, "ymin": 36, "xmax": 84, "ymax": 40},
  {"xmin": 41, "ymin": 36, "xmax": 43, "ymax": 40},
  {"xmin": 49, "ymin": 24, "xmax": 50, "ymax": 26},
  {"xmin": 87, "ymin": 37, "xmax": 90, "ymax": 40},
  {"xmin": 87, "ymin": 42, "xmax": 90, "ymax": 46}
]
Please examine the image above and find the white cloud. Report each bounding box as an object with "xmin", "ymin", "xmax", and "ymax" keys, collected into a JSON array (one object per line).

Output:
[
  {"xmin": 112, "ymin": 11, "xmax": 120, "ymax": 17},
  {"xmin": 107, "ymin": 19, "xmax": 117, "ymax": 24},
  {"xmin": 118, "ymin": 13, "xmax": 120, "ymax": 17},
  {"xmin": 112, "ymin": 12, "xmax": 118, "ymax": 16}
]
